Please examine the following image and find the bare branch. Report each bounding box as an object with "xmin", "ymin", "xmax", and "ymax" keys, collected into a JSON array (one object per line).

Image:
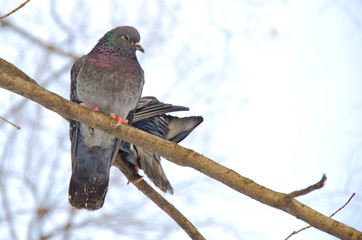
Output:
[
  {"xmin": 287, "ymin": 174, "xmax": 327, "ymax": 198},
  {"xmin": 113, "ymin": 155, "xmax": 205, "ymax": 240},
  {"xmin": 0, "ymin": 116, "xmax": 21, "ymax": 129},
  {"xmin": 1, "ymin": 20, "xmax": 78, "ymax": 59},
  {"xmin": 0, "ymin": 176, "xmax": 19, "ymax": 240},
  {"xmin": 0, "ymin": 0, "xmax": 31, "ymax": 19},
  {"xmin": 285, "ymin": 225, "xmax": 311, "ymax": 240},
  {"xmin": 0, "ymin": 58, "xmax": 361, "ymax": 239},
  {"xmin": 330, "ymin": 193, "xmax": 356, "ymax": 218},
  {"xmin": 285, "ymin": 193, "xmax": 357, "ymax": 240}
]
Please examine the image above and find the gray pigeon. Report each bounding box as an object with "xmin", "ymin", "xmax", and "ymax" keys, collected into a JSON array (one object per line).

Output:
[
  {"xmin": 119, "ymin": 96, "xmax": 203, "ymax": 194},
  {"xmin": 69, "ymin": 26, "xmax": 144, "ymax": 210}
]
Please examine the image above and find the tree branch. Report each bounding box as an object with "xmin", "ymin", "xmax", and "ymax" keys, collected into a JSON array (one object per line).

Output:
[
  {"xmin": 1, "ymin": 20, "xmax": 78, "ymax": 59},
  {"xmin": 0, "ymin": 116, "xmax": 21, "ymax": 129},
  {"xmin": 113, "ymin": 155, "xmax": 205, "ymax": 240},
  {"xmin": 287, "ymin": 174, "xmax": 327, "ymax": 198},
  {"xmin": 285, "ymin": 193, "xmax": 357, "ymax": 239},
  {"xmin": 1, "ymin": 57, "xmax": 361, "ymax": 239},
  {"xmin": 0, "ymin": 0, "xmax": 31, "ymax": 19}
]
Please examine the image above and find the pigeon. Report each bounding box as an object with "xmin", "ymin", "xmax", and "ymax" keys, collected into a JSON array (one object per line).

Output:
[
  {"xmin": 119, "ymin": 96, "xmax": 203, "ymax": 194},
  {"xmin": 69, "ymin": 26, "xmax": 144, "ymax": 210}
]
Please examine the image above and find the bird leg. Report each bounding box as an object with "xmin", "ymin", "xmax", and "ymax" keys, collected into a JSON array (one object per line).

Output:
[
  {"xmin": 89, "ymin": 105, "xmax": 100, "ymax": 134},
  {"xmin": 110, "ymin": 113, "xmax": 128, "ymax": 127}
]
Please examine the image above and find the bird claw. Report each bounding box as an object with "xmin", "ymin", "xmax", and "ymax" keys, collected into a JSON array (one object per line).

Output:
[
  {"xmin": 110, "ymin": 113, "xmax": 128, "ymax": 127},
  {"xmin": 134, "ymin": 175, "xmax": 144, "ymax": 183},
  {"xmin": 79, "ymin": 102, "xmax": 99, "ymax": 112},
  {"xmin": 127, "ymin": 175, "xmax": 144, "ymax": 185},
  {"xmin": 126, "ymin": 165, "xmax": 143, "ymax": 185}
]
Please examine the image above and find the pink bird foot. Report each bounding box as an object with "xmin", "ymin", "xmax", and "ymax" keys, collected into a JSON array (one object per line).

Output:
[{"xmin": 79, "ymin": 103, "xmax": 99, "ymax": 112}]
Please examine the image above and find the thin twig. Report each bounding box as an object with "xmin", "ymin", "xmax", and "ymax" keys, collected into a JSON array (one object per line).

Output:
[
  {"xmin": 285, "ymin": 225, "xmax": 312, "ymax": 240},
  {"xmin": 330, "ymin": 193, "xmax": 356, "ymax": 218},
  {"xmin": 287, "ymin": 174, "xmax": 327, "ymax": 198},
  {"xmin": 0, "ymin": 0, "xmax": 31, "ymax": 19},
  {"xmin": 0, "ymin": 116, "xmax": 21, "ymax": 129},
  {"xmin": 285, "ymin": 193, "xmax": 356, "ymax": 240}
]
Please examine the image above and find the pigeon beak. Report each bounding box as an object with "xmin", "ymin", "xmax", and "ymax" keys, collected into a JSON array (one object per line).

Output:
[{"xmin": 133, "ymin": 42, "xmax": 145, "ymax": 53}]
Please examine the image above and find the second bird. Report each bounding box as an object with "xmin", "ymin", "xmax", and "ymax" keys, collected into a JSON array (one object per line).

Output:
[{"xmin": 69, "ymin": 26, "xmax": 145, "ymax": 210}]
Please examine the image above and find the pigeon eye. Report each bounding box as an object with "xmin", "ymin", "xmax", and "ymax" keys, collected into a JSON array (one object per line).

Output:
[{"xmin": 122, "ymin": 35, "xmax": 130, "ymax": 41}]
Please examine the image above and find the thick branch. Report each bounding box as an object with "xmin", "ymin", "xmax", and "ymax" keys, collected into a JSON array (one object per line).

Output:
[
  {"xmin": 113, "ymin": 155, "xmax": 205, "ymax": 240},
  {"xmin": 1, "ymin": 57, "xmax": 361, "ymax": 240}
]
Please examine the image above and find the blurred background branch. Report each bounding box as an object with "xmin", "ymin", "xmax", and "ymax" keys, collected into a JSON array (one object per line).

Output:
[{"xmin": 1, "ymin": 20, "xmax": 78, "ymax": 59}]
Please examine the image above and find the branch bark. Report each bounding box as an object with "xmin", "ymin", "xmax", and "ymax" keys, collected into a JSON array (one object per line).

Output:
[
  {"xmin": 1, "ymin": 57, "xmax": 361, "ymax": 240},
  {"xmin": 287, "ymin": 174, "xmax": 327, "ymax": 198},
  {"xmin": 113, "ymin": 155, "xmax": 205, "ymax": 240}
]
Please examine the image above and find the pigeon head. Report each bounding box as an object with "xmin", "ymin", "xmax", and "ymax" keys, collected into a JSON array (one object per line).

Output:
[{"xmin": 98, "ymin": 26, "xmax": 144, "ymax": 54}]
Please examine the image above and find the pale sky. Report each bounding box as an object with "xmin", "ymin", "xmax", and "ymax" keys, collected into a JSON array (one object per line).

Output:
[{"xmin": 0, "ymin": 0, "xmax": 361, "ymax": 239}]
